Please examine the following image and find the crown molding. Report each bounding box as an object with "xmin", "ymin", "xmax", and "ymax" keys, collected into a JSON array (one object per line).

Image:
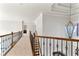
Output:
[{"xmin": 43, "ymin": 11, "xmax": 69, "ymax": 18}]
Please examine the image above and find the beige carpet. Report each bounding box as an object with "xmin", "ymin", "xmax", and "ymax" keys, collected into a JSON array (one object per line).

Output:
[{"xmin": 6, "ymin": 34, "xmax": 32, "ymax": 56}]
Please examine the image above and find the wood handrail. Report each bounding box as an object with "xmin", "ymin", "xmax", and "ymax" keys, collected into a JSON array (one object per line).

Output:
[
  {"xmin": 35, "ymin": 36, "xmax": 79, "ymax": 42},
  {"xmin": 0, "ymin": 31, "xmax": 22, "ymax": 56},
  {"xmin": 0, "ymin": 31, "xmax": 22, "ymax": 37},
  {"xmin": 0, "ymin": 33, "xmax": 11, "ymax": 37}
]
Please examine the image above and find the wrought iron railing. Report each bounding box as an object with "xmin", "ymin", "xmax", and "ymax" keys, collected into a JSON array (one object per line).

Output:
[
  {"xmin": 30, "ymin": 31, "xmax": 79, "ymax": 56},
  {"xmin": 35, "ymin": 36, "xmax": 79, "ymax": 56},
  {"xmin": 0, "ymin": 31, "xmax": 22, "ymax": 56}
]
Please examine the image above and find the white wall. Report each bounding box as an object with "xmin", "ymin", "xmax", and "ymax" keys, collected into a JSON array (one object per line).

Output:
[
  {"xmin": 0, "ymin": 18, "xmax": 36, "ymax": 35},
  {"xmin": 35, "ymin": 13, "xmax": 43, "ymax": 35},
  {"xmin": 24, "ymin": 21, "xmax": 36, "ymax": 34},
  {"xmin": 0, "ymin": 20, "xmax": 22, "ymax": 35},
  {"xmin": 43, "ymin": 12, "xmax": 69, "ymax": 37},
  {"xmin": 0, "ymin": 4, "xmax": 36, "ymax": 35},
  {"xmin": 34, "ymin": 12, "xmax": 70, "ymax": 56},
  {"xmin": 34, "ymin": 11, "xmax": 70, "ymax": 37},
  {"xmin": 0, "ymin": 38, "xmax": 1, "ymax": 56},
  {"xmin": 0, "ymin": 4, "xmax": 22, "ymax": 35}
]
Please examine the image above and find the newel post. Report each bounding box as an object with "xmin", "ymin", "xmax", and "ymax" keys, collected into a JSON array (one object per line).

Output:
[
  {"xmin": 11, "ymin": 32, "xmax": 13, "ymax": 47},
  {"xmin": 33, "ymin": 33, "xmax": 35, "ymax": 40}
]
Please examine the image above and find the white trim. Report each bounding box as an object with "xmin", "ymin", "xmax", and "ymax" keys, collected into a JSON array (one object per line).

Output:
[{"xmin": 43, "ymin": 11, "xmax": 69, "ymax": 17}]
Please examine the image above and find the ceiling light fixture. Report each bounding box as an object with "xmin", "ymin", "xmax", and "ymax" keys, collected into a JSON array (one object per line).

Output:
[{"xmin": 66, "ymin": 3, "xmax": 74, "ymax": 39}]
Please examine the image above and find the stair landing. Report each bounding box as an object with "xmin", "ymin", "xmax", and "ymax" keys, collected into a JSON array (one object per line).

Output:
[{"xmin": 6, "ymin": 34, "xmax": 32, "ymax": 56}]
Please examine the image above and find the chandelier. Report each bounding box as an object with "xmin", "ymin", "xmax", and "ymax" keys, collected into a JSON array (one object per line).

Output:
[{"xmin": 66, "ymin": 4, "xmax": 74, "ymax": 39}]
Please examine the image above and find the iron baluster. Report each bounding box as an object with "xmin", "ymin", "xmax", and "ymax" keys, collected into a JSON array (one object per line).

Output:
[
  {"xmin": 49, "ymin": 39, "xmax": 51, "ymax": 56},
  {"xmin": 75, "ymin": 42, "xmax": 78, "ymax": 56},
  {"xmin": 71, "ymin": 41, "xmax": 73, "ymax": 56},
  {"xmin": 46, "ymin": 39, "xmax": 48, "ymax": 56},
  {"xmin": 56, "ymin": 40, "xmax": 58, "ymax": 52},
  {"xmin": 61, "ymin": 40, "xmax": 63, "ymax": 53},
  {"xmin": 53, "ymin": 39, "xmax": 55, "ymax": 56},
  {"xmin": 65, "ymin": 41, "xmax": 68, "ymax": 56},
  {"xmin": 43, "ymin": 38, "xmax": 45, "ymax": 56}
]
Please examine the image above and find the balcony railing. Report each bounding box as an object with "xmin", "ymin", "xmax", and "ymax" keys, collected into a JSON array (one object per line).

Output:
[
  {"xmin": 30, "ymin": 32, "xmax": 79, "ymax": 56},
  {"xmin": 0, "ymin": 31, "xmax": 22, "ymax": 56}
]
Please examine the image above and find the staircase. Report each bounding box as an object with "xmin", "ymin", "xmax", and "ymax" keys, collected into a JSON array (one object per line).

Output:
[
  {"xmin": 30, "ymin": 32, "xmax": 41, "ymax": 56},
  {"xmin": 30, "ymin": 31, "xmax": 79, "ymax": 56},
  {"xmin": 33, "ymin": 37, "xmax": 40, "ymax": 56}
]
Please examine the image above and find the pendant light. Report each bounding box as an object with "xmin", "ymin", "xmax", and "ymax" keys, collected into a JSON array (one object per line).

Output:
[{"xmin": 66, "ymin": 4, "xmax": 74, "ymax": 38}]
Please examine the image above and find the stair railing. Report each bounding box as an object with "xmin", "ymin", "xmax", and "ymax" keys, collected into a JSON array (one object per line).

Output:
[
  {"xmin": 34, "ymin": 35, "xmax": 79, "ymax": 56},
  {"xmin": 0, "ymin": 31, "xmax": 22, "ymax": 56},
  {"xmin": 29, "ymin": 31, "xmax": 34, "ymax": 55},
  {"xmin": 29, "ymin": 31, "xmax": 42, "ymax": 56}
]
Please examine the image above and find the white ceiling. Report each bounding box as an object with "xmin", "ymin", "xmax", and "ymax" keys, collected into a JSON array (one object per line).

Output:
[
  {"xmin": 0, "ymin": 3, "xmax": 79, "ymax": 21},
  {"xmin": 0, "ymin": 3, "xmax": 52, "ymax": 21},
  {"xmin": 51, "ymin": 3, "xmax": 79, "ymax": 15}
]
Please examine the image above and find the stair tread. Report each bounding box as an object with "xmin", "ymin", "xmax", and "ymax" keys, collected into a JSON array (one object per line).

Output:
[
  {"xmin": 34, "ymin": 49, "xmax": 39, "ymax": 50},
  {"xmin": 34, "ymin": 46, "xmax": 39, "ymax": 47},
  {"xmin": 35, "ymin": 54, "xmax": 39, "ymax": 55},
  {"xmin": 34, "ymin": 45, "xmax": 39, "ymax": 46},
  {"xmin": 35, "ymin": 52, "xmax": 39, "ymax": 54},
  {"xmin": 34, "ymin": 50, "xmax": 39, "ymax": 51},
  {"xmin": 34, "ymin": 48, "xmax": 39, "ymax": 49},
  {"xmin": 33, "ymin": 43, "xmax": 39, "ymax": 45},
  {"xmin": 33, "ymin": 42, "xmax": 39, "ymax": 44}
]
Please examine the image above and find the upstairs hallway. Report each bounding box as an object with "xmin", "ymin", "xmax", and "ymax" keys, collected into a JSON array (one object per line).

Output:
[{"xmin": 6, "ymin": 34, "xmax": 32, "ymax": 56}]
